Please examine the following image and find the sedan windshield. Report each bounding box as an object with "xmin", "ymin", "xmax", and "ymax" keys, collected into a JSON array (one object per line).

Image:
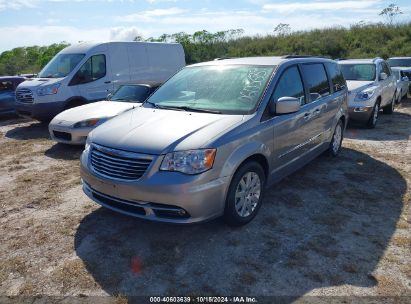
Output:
[
  {"xmin": 340, "ymin": 64, "xmax": 376, "ymax": 81},
  {"xmin": 387, "ymin": 59, "xmax": 411, "ymax": 67},
  {"xmin": 38, "ymin": 53, "xmax": 85, "ymax": 78},
  {"xmin": 110, "ymin": 85, "xmax": 152, "ymax": 103},
  {"xmin": 145, "ymin": 65, "xmax": 275, "ymax": 115}
]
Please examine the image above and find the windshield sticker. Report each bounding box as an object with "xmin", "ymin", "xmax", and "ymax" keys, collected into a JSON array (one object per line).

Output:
[{"xmin": 240, "ymin": 69, "xmax": 269, "ymax": 101}]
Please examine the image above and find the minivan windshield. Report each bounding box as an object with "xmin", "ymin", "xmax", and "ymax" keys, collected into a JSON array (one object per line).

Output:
[
  {"xmin": 387, "ymin": 58, "xmax": 411, "ymax": 67},
  {"xmin": 145, "ymin": 65, "xmax": 275, "ymax": 115},
  {"xmin": 340, "ymin": 64, "xmax": 376, "ymax": 81},
  {"xmin": 110, "ymin": 85, "xmax": 152, "ymax": 103},
  {"xmin": 38, "ymin": 53, "xmax": 85, "ymax": 78}
]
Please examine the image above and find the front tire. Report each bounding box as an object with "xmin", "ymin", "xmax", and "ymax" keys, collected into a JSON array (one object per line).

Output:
[
  {"xmin": 367, "ymin": 102, "xmax": 379, "ymax": 129},
  {"xmin": 224, "ymin": 161, "xmax": 265, "ymax": 226},
  {"xmin": 327, "ymin": 120, "xmax": 343, "ymax": 156}
]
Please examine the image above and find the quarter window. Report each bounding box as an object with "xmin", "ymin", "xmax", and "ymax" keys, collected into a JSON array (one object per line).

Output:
[
  {"xmin": 326, "ymin": 63, "xmax": 346, "ymax": 92},
  {"xmin": 70, "ymin": 54, "xmax": 106, "ymax": 85},
  {"xmin": 272, "ymin": 66, "xmax": 305, "ymax": 105},
  {"xmin": 301, "ymin": 64, "xmax": 330, "ymax": 102},
  {"xmin": 382, "ymin": 62, "xmax": 391, "ymax": 76}
]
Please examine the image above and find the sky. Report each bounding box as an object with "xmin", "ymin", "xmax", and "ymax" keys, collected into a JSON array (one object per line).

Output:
[{"xmin": 0, "ymin": 0, "xmax": 410, "ymax": 53}]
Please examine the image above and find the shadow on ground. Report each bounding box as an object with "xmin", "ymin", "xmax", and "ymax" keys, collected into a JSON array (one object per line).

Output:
[
  {"xmin": 346, "ymin": 99, "xmax": 411, "ymax": 141},
  {"xmin": 45, "ymin": 143, "xmax": 84, "ymax": 160},
  {"xmin": 75, "ymin": 148, "xmax": 406, "ymax": 299},
  {"xmin": 5, "ymin": 121, "xmax": 49, "ymax": 140},
  {"xmin": 0, "ymin": 114, "xmax": 30, "ymax": 127}
]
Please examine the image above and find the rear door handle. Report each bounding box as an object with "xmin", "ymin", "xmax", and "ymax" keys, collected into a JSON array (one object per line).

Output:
[{"xmin": 104, "ymin": 81, "xmax": 111, "ymax": 84}]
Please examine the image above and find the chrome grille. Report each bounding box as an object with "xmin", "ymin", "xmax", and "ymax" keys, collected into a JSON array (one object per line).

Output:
[
  {"xmin": 16, "ymin": 88, "xmax": 34, "ymax": 104},
  {"xmin": 90, "ymin": 144, "xmax": 152, "ymax": 181}
]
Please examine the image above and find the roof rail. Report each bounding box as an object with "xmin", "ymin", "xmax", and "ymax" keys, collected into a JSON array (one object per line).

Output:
[{"xmin": 281, "ymin": 55, "xmax": 330, "ymax": 59}]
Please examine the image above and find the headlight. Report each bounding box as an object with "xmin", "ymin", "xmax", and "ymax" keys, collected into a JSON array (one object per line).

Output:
[
  {"xmin": 37, "ymin": 83, "xmax": 61, "ymax": 96},
  {"xmin": 160, "ymin": 149, "xmax": 216, "ymax": 175},
  {"xmin": 355, "ymin": 87, "xmax": 377, "ymax": 101},
  {"xmin": 73, "ymin": 117, "xmax": 110, "ymax": 128}
]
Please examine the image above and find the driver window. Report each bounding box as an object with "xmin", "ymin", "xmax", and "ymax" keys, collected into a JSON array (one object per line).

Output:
[
  {"xmin": 272, "ymin": 66, "xmax": 305, "ymax": 106},
  {"xmin": 71, "ymin": 54, "xmax": 106, "ymax": 85}
]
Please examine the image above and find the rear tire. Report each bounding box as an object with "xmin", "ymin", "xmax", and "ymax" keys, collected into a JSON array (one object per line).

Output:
[
  {"xmin": 366, "ymin": 102, "xmax": 379, "ymax": 129},
  {"xmin": 326, "ymin": 120, "xmax": 343, "ymax": 156},
  {"xmin": 383, "ymin": 96, "xmax": 395, "ymax": 114},
  {"xmin": 65, "ymin": 100, "xmax": 85, "ymax": 110},
  {"xmin": 224, "ymin": 161, "xmax": 265, "ymax": 226}
]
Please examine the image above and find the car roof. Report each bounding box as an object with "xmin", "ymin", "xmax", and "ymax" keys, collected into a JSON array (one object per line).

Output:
[
  {"xmin": 188, "ymin": 56, "xmax": 335, "ymax": 67},
  {"xmin": 338, "ymin": 59, "xmax": 378, "ymax": 64},
  {"xmin": 388, "ymin": 57, "xmax": 411, "ymax": 60}
]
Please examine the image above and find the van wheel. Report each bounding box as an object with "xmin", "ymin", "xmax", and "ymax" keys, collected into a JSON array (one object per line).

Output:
[
  {"xmin": 367, "ymin": 102, "xmax": 379, "ymax": 129},
  {"xmin": 224, "ymin": 161, "xmax": 265, "ymax": 226},
  {"xmin": 65, "ymin": 100, "xmax": 85, "ymax": 110},
  {"xmin": 383, "ymin": 96, "xmax": 395, "ymax": 114},
  {"xmin": 327, "ymin": 120, "xmax": 343, "ymax": 156}
]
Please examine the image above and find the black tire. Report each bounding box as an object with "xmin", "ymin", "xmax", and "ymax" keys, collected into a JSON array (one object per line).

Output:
[
  {"xmin": 326, "ymin": 119, "xmax": 344, "ymax": 156},
  {"xmin": 65, "ymin": 100, "xmax": 85, "ymax": 110},
  {"xmin": 366, "ymin": 102, "xmax": 379, "ymax": 129},
  {"xmin": 224, "ymin": 161, "xmax": 266, "ymax": 226},
  {"xmin": 383, "ymin": 96, "xmax": 395, "ymax": 114}
]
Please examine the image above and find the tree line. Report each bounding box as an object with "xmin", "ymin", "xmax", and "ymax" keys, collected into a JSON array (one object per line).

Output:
[{"xmin": 0, "ymin": 22, "xmax": 410, "ymax": 76}]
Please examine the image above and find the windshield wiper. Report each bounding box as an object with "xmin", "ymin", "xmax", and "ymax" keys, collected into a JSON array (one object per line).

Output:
[
  {"xmin": 144, "ymin": 102, "xmax": 222, "ymax": 113},
  {"xmin": 173, "ymin": 106, "xmax": 222, "ymax": 114}
]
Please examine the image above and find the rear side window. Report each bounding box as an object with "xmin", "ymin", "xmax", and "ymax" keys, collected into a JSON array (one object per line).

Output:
[
  {"xmin": 70, "ymin": 54, "xmax": 106, "ymax": 85},
  {"xmin": 301, "ymin": 64, "xmax": 330, "ymax": 102},
  {"xmin": 272, "ymin": 66, "xmax": 305, "ymax": 105},
  {"xmin": 0, "ymin": 81, "xmax": 14, "ymax": 92},
  {"xmin": 326, "ymin": 63, "xmax": 346, "ymax": 93}
]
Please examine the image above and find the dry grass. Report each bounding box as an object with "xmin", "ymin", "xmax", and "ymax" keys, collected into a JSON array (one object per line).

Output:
[
  {"xmin": 51, "ymin": 259, "xmax": 97, "ymax": 293},
  {"xmin": 0, "ymin": 256, "xmax": 27, "ymax": 282}
]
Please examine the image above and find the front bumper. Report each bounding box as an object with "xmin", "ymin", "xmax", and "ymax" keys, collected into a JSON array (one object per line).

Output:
[
  {"xmin": 49, "ymin": 123, "xmax": 90, "ymax": 145},
  {"xmin": 80, "ymin": 151, "xmax": 231, "ymax": 224},
  {"xmin": 348, "ymin": 106, "xmax": 374, "ymax": 121},
  {"xmin": 15, "ymin": 101, "xmax": 66, "ymax": 121}
]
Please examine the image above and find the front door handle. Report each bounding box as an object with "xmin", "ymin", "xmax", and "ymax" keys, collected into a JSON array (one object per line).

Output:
[
  {"xmin": 104, "ymin": 81, "xmax": 111, "ymax": 84},
  {"xmin": 303, "ymin": 112, "xmax": 311, "ymax": 120}
]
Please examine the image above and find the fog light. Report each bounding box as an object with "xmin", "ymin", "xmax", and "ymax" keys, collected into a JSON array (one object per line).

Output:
[
  {"xmin": 354, "ymin": 107, "xmax": 366, "ymax": 112},
  {"xmin": 178, "ymin": 210, "xmax": 186, "ymax": 216}
]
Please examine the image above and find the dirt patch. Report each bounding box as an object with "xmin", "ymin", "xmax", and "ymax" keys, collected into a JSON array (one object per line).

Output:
[{"xmin": 0, "ymin": 101, "xmax": 410, "ymax": 299}]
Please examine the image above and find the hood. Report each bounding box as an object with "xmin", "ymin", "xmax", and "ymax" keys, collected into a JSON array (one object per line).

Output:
[
  {"xmin": 52, "ymin": 101, "xmax": 137, "ymax": 124},
  {"xmin": 346, "ymin": 80, "xmax": 374, "ymax": 92},
  {"xmin": 90, "ymin": 107, "xmax": 244, "ymax": 155},
  {"xmin": 17, "ymin": 77, "xmax": 63, "ymax": 89}
]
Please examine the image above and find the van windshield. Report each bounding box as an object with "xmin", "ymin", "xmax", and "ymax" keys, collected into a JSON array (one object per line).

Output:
[
  {"xmin": 145, "ymin": 65, "xmax": 274, "ymax": 115},
  {"xmin": 38, "ymin": 53, "xmax": 85, "ymax": 78},
  {"xmin": 340, "ymin": 64, "xmax": 376, "ymax": 81}
]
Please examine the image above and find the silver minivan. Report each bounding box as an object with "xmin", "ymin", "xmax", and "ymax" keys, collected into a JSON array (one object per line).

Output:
[{"xmin": 80, "ymin": 56, "xmax": 348, "ymax": 226}]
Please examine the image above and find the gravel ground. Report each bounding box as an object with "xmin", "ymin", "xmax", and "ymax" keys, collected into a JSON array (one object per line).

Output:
[{"xmin": 0, "ymin": 99, "xmax": 410, "ymax": 303}]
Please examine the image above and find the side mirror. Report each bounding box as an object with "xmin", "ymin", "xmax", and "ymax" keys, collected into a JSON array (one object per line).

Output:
[
  {"xmin": 379, "ymin": 72, "xmax": 388, "ymax": 81},
  {"xmin": 401, "ymin": 76, "xmax": 409, "ymax": 82},
  {"xmin": 271, "ymin": 96, "xmax": 301, "ymax": 115}
]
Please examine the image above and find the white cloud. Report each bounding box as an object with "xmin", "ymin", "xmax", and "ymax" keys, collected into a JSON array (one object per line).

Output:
[
  {"xmin": 263, "ymin": 0, "xmax": 381, "ymax": 13},
  {"xmin": 116, "ymin": 7, "xmax": 186, "ymax": 22},
  {"xmin": 109, "ymin": 26, "xmax": 147, "ymax": 40},
  {"xmin": 0, "ymin": 0, "xmax": 36, "ymax": 11}
]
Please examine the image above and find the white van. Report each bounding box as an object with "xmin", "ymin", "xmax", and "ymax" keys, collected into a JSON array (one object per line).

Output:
[{"xmin": 15, "ymin": 41, "xmax": 185, "ymax": 121}]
